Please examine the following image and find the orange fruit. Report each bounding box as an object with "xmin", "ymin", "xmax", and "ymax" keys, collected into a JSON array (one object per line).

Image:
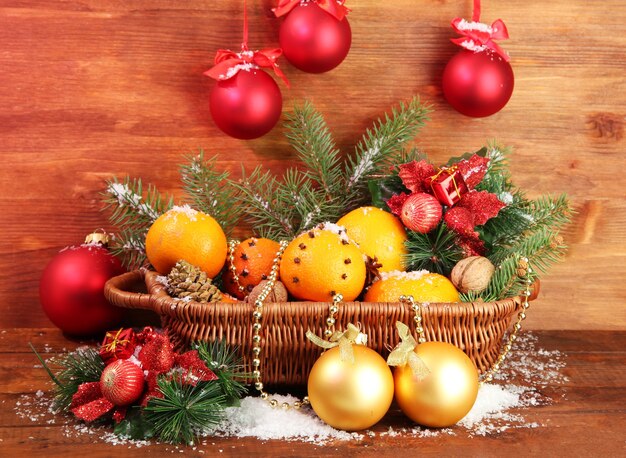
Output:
[
  {"xmin": 364, "ymin": 271, "xmax": 460, "ymax": 303},
  {"xmin": 219, "ymin": 293, "xmax": 239, "ymax": 303},
  {"xmin": 145, "ymin": 205, "xmax": 227, "ymax": 277},
  {"xmin": 280, "ymin": 223, "xmax": 366, "ymax": 302},
  {"xmin": 337, "ymin": 206, "xmax": 407, "ymax": 272},
  {"xmin": 223, "ymin": 237, "xmax": 281, "ymax": 299}
]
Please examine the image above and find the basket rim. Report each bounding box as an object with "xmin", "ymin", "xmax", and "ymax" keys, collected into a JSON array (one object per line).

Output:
[{"xmin": 108, "ymin": 269, "xmax": 531, "ymax": 318}]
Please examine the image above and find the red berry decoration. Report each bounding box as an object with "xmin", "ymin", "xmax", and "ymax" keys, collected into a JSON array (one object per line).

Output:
[
  {"xmin": 442, "ymin": 0, "xmax": 514, "ymax": 118},
  {"xmin": 204, "ymin": 0, "xmax": 289, "ymax": 139},
  {"xmin": 400, "ymin": 193, "xmax": 442, "ymax": 233},
  {"xmin": 274, "ymin": 0, "xmax": 351, "ymax": 73},
  {"xmin": 39, "ymin": 235, "xmax": 125, "ymax": 336},
  {"xmin": 100, "ymin": 359, "xmax": 145, "ymax": 406}
]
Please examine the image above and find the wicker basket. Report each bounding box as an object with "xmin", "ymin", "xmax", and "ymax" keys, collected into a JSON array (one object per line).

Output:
[{"xmin": 104, "ymin": 269, "xmax": 536, "ymax": 385}]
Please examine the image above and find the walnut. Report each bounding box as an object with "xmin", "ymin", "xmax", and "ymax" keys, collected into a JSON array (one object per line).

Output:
[
  {"xmin": 450, "ymin": 256, "xmax": 495, "ymax": 294},
  {"xmin": 245, "ymin": 280, "xmax": 288, "ymax": 304}
]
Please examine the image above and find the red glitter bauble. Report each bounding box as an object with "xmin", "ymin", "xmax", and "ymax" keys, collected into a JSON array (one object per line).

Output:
[
  {"xmin": 100, "ymin": 360, "xmax": 145, "ymax": 406},
  {"xmin": 279, "ymin": 3, "xmax": 351, "ymax": 73},
  {"xmin": 39, "ymin": 244, "xmax": 125, "ymax": 336},
  {"xmin": 400, "ymin": 193, "xmax": 443, "ymax": 233},
  {"xmin": 442, "ymin": 50, "xmax": 514, "ymax": 118},
  {"xmin": 210, "ymin": 69, "xmax": 282, "ymax": 139}
]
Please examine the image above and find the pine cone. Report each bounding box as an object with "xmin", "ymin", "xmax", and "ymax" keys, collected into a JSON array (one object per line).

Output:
[{"xmin": 167, "ymin": 260, "xmax": 222, "ymax": 303}]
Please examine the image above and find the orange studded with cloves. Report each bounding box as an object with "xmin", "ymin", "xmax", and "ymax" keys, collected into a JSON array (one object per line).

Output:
[
  {"xmin": 223, "ymin": 237, "xmax": 281, "ymax": 300},
  {"xmin": 280, "ymin": 225, "xmax": 366, "ymax": 302}
]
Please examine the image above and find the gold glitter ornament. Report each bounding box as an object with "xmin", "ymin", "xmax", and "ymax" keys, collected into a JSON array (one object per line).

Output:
[{"xmin": 394, "ymin": 341, "xmax": 479, "ymax": 428}]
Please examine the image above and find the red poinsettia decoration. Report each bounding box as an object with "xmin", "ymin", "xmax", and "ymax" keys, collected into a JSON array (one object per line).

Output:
[
  {"xmin": 71, "ymin": 327, "xmax": 218, "ymax": 423},
  {"xmin": 387, "ymin": 154, "xmax": 505, "ymax": 255}
]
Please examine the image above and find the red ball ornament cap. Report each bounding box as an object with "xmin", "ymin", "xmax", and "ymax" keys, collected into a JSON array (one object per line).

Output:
[
  {"xmin": 450, "ymin": 0, "xmax": 510, "ymax": 61},
  {"xmin": 204, "ymin": 48, "xmax": 289, "ymax": 87},
  {"xmin": 204, "ymin": 0, "xmax": 289, "ymax": 87},
  {"xmin": 273, "ymin": 0, "xmax": 350, "ymax": 21}
]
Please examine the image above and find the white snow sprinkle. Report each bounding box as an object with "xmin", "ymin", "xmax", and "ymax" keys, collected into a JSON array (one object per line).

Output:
[{"xmin": 107, "ymin": 182, "xmax": 159, "ymax": 221}]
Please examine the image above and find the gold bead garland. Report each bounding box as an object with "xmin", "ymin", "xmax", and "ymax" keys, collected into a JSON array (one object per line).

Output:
[
  {"xmin": 480, "ymin": 257, "xmax": 533, "ymax": 384},
  {"xmin": 248, "ymin": 245, "xmax": 533, "ymax": 407},
  {"xmin": 227, "ymin": 240, "xmax": 247, "ymax": 297}
]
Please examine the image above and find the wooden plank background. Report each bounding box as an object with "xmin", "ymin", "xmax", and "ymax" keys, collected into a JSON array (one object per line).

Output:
[{"xmin": 1, "ymin": 0, "xmax": 624, "ymax": 330}]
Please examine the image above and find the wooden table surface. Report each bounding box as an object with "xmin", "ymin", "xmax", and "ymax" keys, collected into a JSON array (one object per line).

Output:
[{"xmin": 1, "ymin": 328, "xmax": 624, "ymax": 456}]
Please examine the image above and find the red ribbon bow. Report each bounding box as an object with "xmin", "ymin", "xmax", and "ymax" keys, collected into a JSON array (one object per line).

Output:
[
  {"xmin": 450, "ymin": 0, "xmax": 510, "ymax": 61},
  {"xmin": 273, "ymin": 0, "xmax": 350, "ymax": 21},
  {"xmin": 204, "ymin": 48, "xmax": 289, "ymax": 87}
]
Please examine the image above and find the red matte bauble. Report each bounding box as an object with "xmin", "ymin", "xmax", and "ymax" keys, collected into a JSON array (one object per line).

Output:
[
  {"xmin": 442, "ymin": 50, "xmax": 514, "ymax": 118},
  {"xmin": 40, "ymin": 244, "xmax": 125, "ymax": 336},
  {"xmin": 210, "ymin": 69, "xmax": 282, "ymax": 139},
  {"xmin": 279, "ymin": 3, "xmax": 351, "ymax": 73},
  {"xmin": 100, "ymin": 359, "xmax": 145, "ymax": 406}
]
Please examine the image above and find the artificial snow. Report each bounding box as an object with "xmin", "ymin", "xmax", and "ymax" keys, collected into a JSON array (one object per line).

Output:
[
  {"xmin": 210, "ymin": 395, "xmax": 360, "ymax": 443},
  {"xmin": 377, "ymin": 269, "xmax": 430, "ymax": 282}
]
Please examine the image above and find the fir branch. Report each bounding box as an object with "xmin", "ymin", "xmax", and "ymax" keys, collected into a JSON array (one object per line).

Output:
[
  {"xmin": 109, "ymin": 229, "xmax": 148, "ymax": 270},
  {"xmin": 230, "ymin": 166, "xmax": 296, "ymax": 240},
  {"xmin": 32, "ymin": 347, "xmax": 105, "ymax": 412},
  {"xmin": 180, "ymin": 152, "xmax": 242, "ymax": 237},
  {"xmin": 194, "ymin": 340, "xmax": 248, "ymax": 406},
  {"xmin": 404, "ymin": 224, "xmax": 463, "ymax": 275},
  {"xmin": 481, "ymin": 227, "xmax": 568, "ymax": 301},
  {"xmin": 102, "ymin": 177, "xmax": 172, "ymax": 269},
  {"xmin": 284, "ymin": 101, "xmax": 343, "ymax": 198},
  {"xmin": 345, "ymin": 97, "xmax": 431, "ymax": 205},
  {"xmin": 144, "ymin": 376, "xmax": 226, "ymax": 445}
]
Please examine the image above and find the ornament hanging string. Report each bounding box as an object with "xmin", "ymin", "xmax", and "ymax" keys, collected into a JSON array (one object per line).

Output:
[
  {"xmin": 450, "ymin": 0, "xmax": 510, "ymax": 61},
  {"xmin": 272, "ymin": 0, "xmax": 350, "ymax": 21},
  {"xmin": 204, "ymin": 0, "xmax": 290, "ymax": 86}
]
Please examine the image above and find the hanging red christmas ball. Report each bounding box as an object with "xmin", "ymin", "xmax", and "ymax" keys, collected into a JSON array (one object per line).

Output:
[
  {"xmin": 100, "ymin": 359, "xmax": 145, "ymax": 406},
  {"xmin": 442, "ymin": 0, "xmax": 514, "ymax": 117},
  {"xmin": 209, "ymin": 69, "xmax": 283, "ymax": 140},
  {"xmin": 39, "ymin": 234, "xmax": 125, "ymax": 336},
  {"xmin": 274, "ymin": 1, "xmax": 351, "ymax": 73},
  {"xmin": 204, "ymin": 0, "xmax": 289, "ymax": 140},
  {"xmin": 400, "ymin": 193, "xmax": 442, "ymax": 233},
  {"xmin": 442, "ymin": 50, "xmax": 514, "ymax": 118}
]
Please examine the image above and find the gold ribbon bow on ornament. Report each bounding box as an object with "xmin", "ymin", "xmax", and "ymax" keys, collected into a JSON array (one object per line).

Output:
[
  {"xmin": 306, "ymin": 323, "xmax": 368, "ymax": 364},
  {"xmin": 387, "ymin": 321, "xmax": 430, "ymax": 380}
]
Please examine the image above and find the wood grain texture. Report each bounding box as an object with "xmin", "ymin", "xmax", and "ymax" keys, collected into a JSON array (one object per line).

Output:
[
  {"xmin": 1, "ymin": 329, "xmax": 625, "ymax": 455},
  {"xmin": 0, "ymin": 1, "xmax": 625, "ymax": 329}
]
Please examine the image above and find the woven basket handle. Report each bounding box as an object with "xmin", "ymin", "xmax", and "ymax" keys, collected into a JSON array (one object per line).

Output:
[{"xmin": 104, "ymin": 270, "xmax": 154, "ymax": 311}]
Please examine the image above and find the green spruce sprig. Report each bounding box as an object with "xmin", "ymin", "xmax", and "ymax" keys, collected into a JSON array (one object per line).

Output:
[
  {"xmin": 144, "ymin": 376, "xmax": 226, "ymax": 445},
  {"xmin": 180, "ymin": 151, "xmax": 242, "ymax": 236},
  {"xmin": 194, "ymin": 340, "xmax": 248, "ymax": 406},
  {"xmin": 345, "ymin": 98, "xmax": 431, "ymax": 207},
  {"xmin": 103, "ymin": 177, "xmax": 173, "ymax": 269},
  {"xmin": 234, "ymin": 98, "xmax": 431, "ymax": 239},
  {"xmin": 30, "ymin": 344, "xmax": 105, "ymax": 412},
  {"xmin": 404, "ymin": 223, "xmax": 464, "ymax": 275}
]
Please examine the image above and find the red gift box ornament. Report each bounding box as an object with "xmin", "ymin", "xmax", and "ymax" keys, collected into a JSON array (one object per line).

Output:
[
  {"xmin": 428, "ymin": 167, "xmax": 469, "ymax": 207},
  {"xmin": 99, "ymin": 328, "xmax": 135, "ymax": 364}
]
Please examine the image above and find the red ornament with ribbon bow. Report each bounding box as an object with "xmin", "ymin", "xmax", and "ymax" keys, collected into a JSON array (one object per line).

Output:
[
  {"xmin": 442, "ymin": 0, "xmax": 514, "ymax": 117},
  {"xmin": 274, "ymin": 0, "xmax": 351, "ymax": 73},
  {"xmin": 204, "ymin": 1, "xmax": 288, "ymax": 139}
]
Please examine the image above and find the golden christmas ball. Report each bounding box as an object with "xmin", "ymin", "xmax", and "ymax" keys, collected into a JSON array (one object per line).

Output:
[
  {"xmin": 450, "ymin": 256, "xmax": 495, "ymax": 294},
  {"xmin": 394, "ymin": 341, "xmax": 479, "ymax": 428},
  {"xmin": 308, "ymin": 345, "xmax": 394, "ymax": 431}
]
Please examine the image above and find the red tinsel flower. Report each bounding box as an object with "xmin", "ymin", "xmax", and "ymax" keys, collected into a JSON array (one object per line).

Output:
[
  {"xmin": 70, "ymin": 381, "xmax": 128, "ymax": 423},
  {"xmin": 456, "ymin": 154, "xmax": 490, "ymax": 189},
  {"xmin": 138, "ymin": 333, "xmax": 175, "ymax": 373},
  {"xmin": 175, "ymin": 350, "xmax": 218, "ymax": 385},
  {"xmin": 398, "ymin": 160, "xmax": 436, "ymax": 193},
  {"xmin": 443, "ymin": 207, "xmax": 475, "ymax": 236},
  {"xmin": 386, "ymin": 192, "xmax": 410, "ymax": 216},
  {"xmin": 457, "ymin": 190, "xmax": 506, "ymax": 226}
]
